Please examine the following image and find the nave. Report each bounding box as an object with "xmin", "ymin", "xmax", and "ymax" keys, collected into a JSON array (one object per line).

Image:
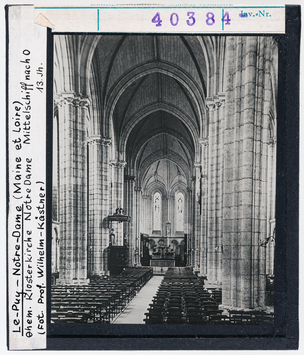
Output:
[
  {"xmin": 51, "ymin": 267, "xmax": 274, "ymax": 325},
  {"xmin": 52, "ymin": 34, "xmax": 278, "ymax": 315}
]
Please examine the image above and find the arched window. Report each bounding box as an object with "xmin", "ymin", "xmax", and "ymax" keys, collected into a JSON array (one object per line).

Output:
[
  {"xmin": 153, "ymin": 192, "xmax": 161, "ymax": 231},
  {"xmin": 176, "ymin": 192, "xmax": 184, "ymax": 231}
]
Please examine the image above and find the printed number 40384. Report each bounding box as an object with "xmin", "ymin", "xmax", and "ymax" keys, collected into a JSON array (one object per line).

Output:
[{"xmin": 151, "ymin": 11, "xmax": 231, "ymax": 27}]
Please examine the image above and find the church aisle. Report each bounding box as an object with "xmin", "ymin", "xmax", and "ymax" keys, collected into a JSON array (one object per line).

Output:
[
  {"xmin": 52, "ymin": 35, "xmax": 278, "ymax": 312},
  {"xmin": 113, "ymin": 275, "xmax": 164, "ymax": 324}
]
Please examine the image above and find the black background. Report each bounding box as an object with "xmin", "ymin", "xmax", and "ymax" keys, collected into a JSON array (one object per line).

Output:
[{"xmin": 44, "ymin": 5, "xmax": 300, "ymax": 350}]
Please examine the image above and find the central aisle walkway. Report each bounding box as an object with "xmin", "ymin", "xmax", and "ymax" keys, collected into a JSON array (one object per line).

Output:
[{"xmin": 113, "ymin": 275, "xmax": 164, "ymax": 324}]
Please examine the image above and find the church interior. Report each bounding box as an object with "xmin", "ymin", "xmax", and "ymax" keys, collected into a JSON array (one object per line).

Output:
[{"xmin": 51, "ymin": 34, "xmax": 277, "ymax": 324}]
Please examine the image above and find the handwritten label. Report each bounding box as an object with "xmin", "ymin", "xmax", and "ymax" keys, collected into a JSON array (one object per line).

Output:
[{"xmin": 8, "ymin": 6, "xmax": 47, "ymax": 350}]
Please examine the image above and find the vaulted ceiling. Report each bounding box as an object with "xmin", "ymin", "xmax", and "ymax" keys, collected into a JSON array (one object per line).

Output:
[{"xmin": 89, "ymin": 35, "xmax": 209, "ymax": 187}]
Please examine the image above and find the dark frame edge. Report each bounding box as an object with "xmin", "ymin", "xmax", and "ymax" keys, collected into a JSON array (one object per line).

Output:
[
  {"xmin": 284, "ymin": 4, "xmax": 300, "ymax": 350},
  {"xmin": 41, "ymin": 5, "xmax": 300, "ymax": 351}
]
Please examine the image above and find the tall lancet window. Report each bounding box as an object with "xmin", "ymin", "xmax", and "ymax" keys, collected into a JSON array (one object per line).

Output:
[
  {"xmin": 176, "ymin": 192, "xmax": 184, "ymax": 231},
  {"xmin": 153, "ymin": 192, "xmax": 161, "ymax": 231}
]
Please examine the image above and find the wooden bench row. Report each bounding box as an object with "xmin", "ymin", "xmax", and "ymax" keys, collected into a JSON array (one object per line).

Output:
[
  {"xmin": 228, "ymin": 310, "xmax": 274, "ymax": 325},
  {"xmin": 145, "ymin": 267, "xmax": 223, "ymax": 324},
  {"xmin": 145, "ymin": 268, "xmax": 274, "ymax": 325},
  {"xmin": 51, "ymin": 267, "xmax": 152, "ymax": 323}
]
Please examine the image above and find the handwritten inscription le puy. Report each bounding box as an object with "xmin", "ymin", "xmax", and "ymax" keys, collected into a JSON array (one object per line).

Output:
[{"xmin": 9, "ymin": 46, "xmax": 47, "ymax": 347}]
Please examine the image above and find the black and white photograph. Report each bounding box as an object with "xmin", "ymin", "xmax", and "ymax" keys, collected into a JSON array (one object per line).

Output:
[
  {"xmin": 51, "ymin": 34, "xmax": 278, "ymax": 325},
  {"xmin": 5, "ymin": 3, "xmax": 300, "ymax": 352}
]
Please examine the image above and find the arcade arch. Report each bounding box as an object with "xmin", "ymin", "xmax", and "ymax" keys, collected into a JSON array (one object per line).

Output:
[{"xmin": 52, "ymin": 34, "xmax": 277, "ymax": 310}]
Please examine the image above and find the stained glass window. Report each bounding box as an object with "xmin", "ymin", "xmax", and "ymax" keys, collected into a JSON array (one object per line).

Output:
[
  {"xmin": 153, "ymin": 192, "xmax": 161, "ymax": 230},
  {"xmin": 176, "ymin": 192, "xmax": 184, "ymax": 231}
]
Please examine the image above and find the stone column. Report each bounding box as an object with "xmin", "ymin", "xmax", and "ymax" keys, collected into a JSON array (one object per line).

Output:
[
  {"xmin": 268, "ymin": 219, "xmax": 276, "ymax": 276},
  {"xmin": 187, "ymin": 186, "xmax": 193, "ymax": 266},
  {"xmin": 56, "ymin": 92, "xmax": 90, "ymax": 284},
  {"xmin": 101, "ymin": 138, "xmax": 112, "ymax": 273},
  {"xmin": 109, "ymin": 160, "xmax": 127, "ymax": 246},
  {"xmin": 124, "ymin": 174, "xmax": 136, "ymax": 265},
  {"xmin": 166, "ymin": 195, "xmax": 173, "ymax": 244},
  {"xmin": 217, "ymin": 93, "xmax": 225, "ymax": 285},
  {"xmin": 51, "ymin": 225, "xmax": 60, "ymax": 273},
  {"xmin": 162, "ymin": 195, "xmax": 169, "ymax": 239},
  {"xmin": 222, "ymin": 37, "xmax": 244, "ymax": 308},
  {"xmin": 205, "ymin": 93, "xmax": 225, "ymax": 286},
  {"xmin": 134, "ymin": 185, "xmax": 141, "ymax": 265},
  {"xmin": 267, "ymin": 136, "xmax": 276, "ymax": 276},
  {"xmin": 87, "ymin": 136, "xmax": 111, "ymax": 276},
  {"xmin": 222, "ymin": 36, "xmax": 270, "ymax": 309},
  {"xmin": 147, "ymin": 195, "xmax": 153, "ymax": 234},
  {"xmin": 206, "ymin": 97, "xmax": 217, "ymax": 285},
  {"xmin": 194, "ymin": 163, "xmax": 201, "ymax": 270},
  {"xmin": 87, "ymin": 136, "xmax": 102, "ymax": 277},
  {"xmin": 266, "ymin": 138, "xmax": 272, "ymax": 275},
  {"xmin": 56, "ymin": 236, "xmax": 60, "ymax": 273},
  {"xmin": 190, "ymin": 176, "xmax": 196, "ymax": 266},
  {"xmin": 199, "ymin": 138, "xmax": 209, "ymax": 277},
  {"xmin": 51, "ymin": 228, "xmax": 56, "ymax": 273},
  {"xmin": 141, "ymin": 195, "xmax": 149, "ymax": 234}
]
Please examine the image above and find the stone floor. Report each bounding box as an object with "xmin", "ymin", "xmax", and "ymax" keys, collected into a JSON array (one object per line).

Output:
[{"xmin": 113, "ymin": 275, "xmax": 164, "ymax": 324}]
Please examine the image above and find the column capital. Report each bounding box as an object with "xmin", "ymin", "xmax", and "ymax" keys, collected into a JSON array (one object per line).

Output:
[
  {"xmin": 125, "ymin": 175, "xmax": 136, "ymax": 181},
  {"xmin": 206, "ymin": 97, "xmax": 216, "ymax": 111},
  {"xmin": 218, "ymin": 92, "xmax": 226, "ymax": 105},
  {"xmin": 54, "ymin": 92, "xmax": 74, "ymax": 106},
  {"xmin": 54, "ymin": 92, "xmax": 91, "ymax": 107},
  {"xmin": 213, "ymin": 95, "xmax": 221, "ymax": 107},
  {"xmin": 199, "ymin": 138, "xmax": 209, "ymax": 147},
  {"xmin": 206, "ymin": 93, "xmax": 225, "ymax": 110},
  {"xmin": 75, "ymin": 96, "xmax": 91, "ymax": 108},
  {"xmin": 87, "ymin": 135, "xmax": 102, "ymax": 145},
  {"xmin": 87, "ymin": 136, "xmax": 112, "ymax": 146},
  {"xmin": 109, "ymin": 160, "xmax": 127, "ymax": 169},
  {"xmin": 118, "ymin": 161, "xmax": 127, "ymax": 169},
  {"xmin": 101, "ymin": 137, "xmax": 112, "ymax": 146}
]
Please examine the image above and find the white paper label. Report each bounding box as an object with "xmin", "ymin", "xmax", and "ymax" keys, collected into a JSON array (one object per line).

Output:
[
  {"xmin": 33, "ymin": 5, "xmax": 285, "ymax": 33},
  {"xmin": 8, "ymin": 5, "xmax": 47, "ymax": 350}
]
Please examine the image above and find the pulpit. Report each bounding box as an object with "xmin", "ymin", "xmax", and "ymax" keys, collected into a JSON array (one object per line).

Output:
[{"xmin": 108, "ymin": 246, "xmax": 128, "ymax": 275}]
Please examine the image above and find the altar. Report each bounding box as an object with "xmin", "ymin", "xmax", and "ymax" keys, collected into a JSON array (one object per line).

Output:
[
  {"xmin": 149, "ymin": 239, "xmax": 175, "ymax": 273},
  {"xmin": 140, "ymin": 232, "xmax": 187, "ymax": 271},
  {"xmin": 150, "ymin": 259, "xmax": 175, "ymax": 267}
]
